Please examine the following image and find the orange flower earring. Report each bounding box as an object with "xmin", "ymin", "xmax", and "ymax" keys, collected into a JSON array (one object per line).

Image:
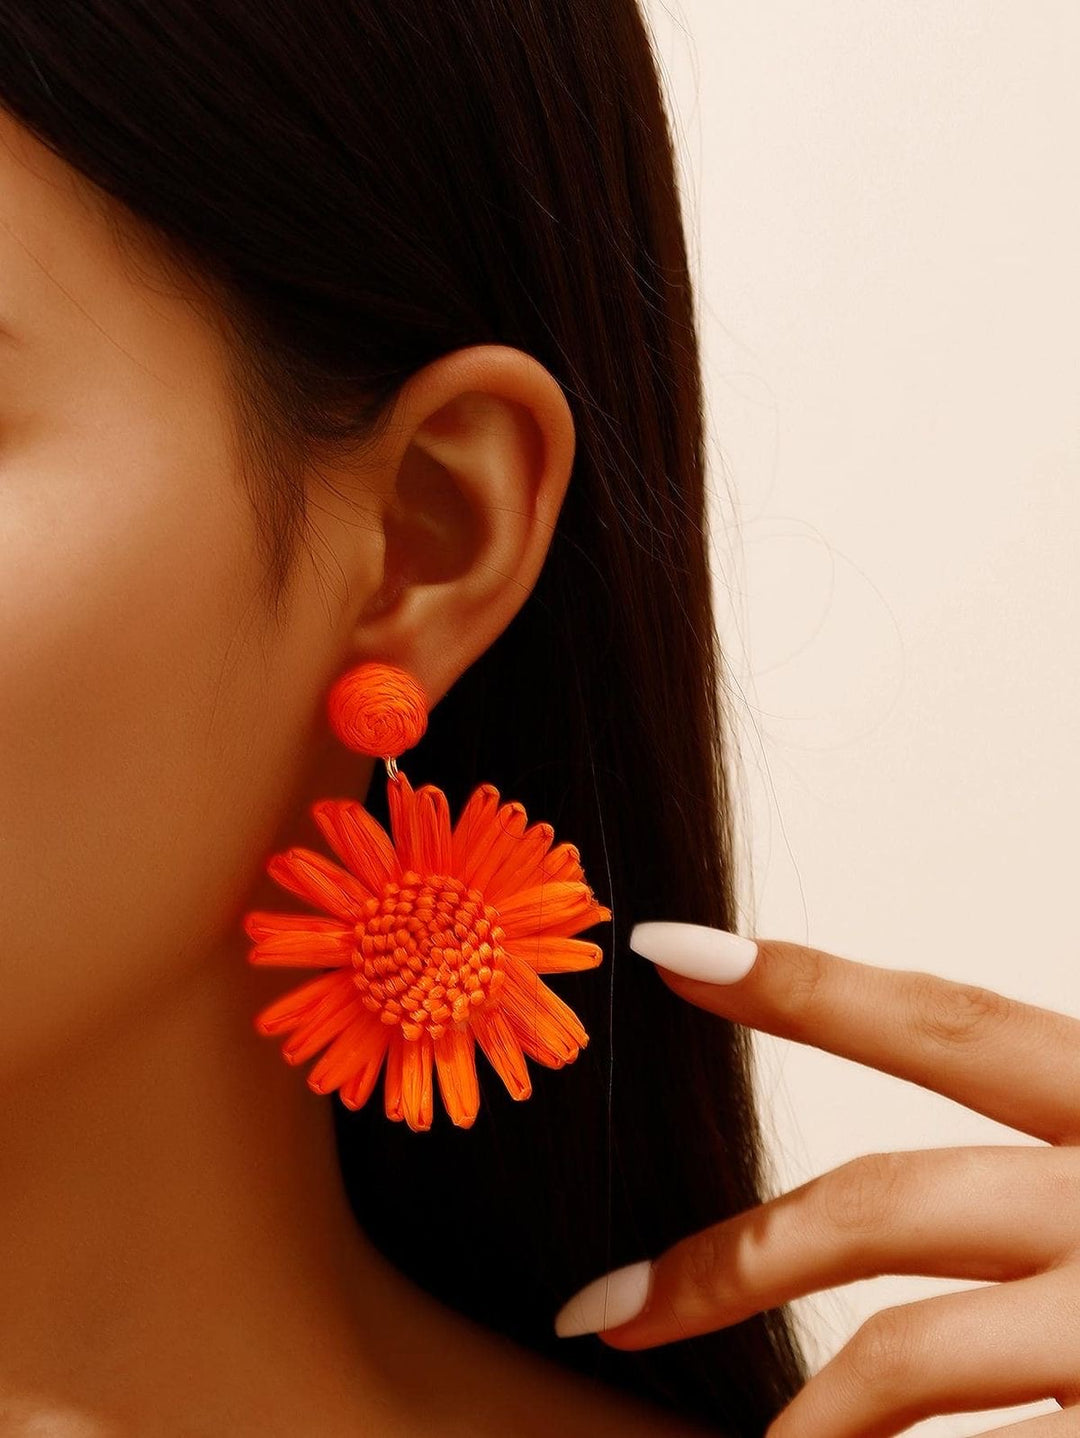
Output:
[{"xmin": 242, "ymin": 661, "xmax": 612, "ymax": 1132}]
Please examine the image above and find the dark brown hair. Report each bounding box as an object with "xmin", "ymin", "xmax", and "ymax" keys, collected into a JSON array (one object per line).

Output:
[{"xmin": 0, "ymin": 2, "xmax": 811, "ymax": 1430}]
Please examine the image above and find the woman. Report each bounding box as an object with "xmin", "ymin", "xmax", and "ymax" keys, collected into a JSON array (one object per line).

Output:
[
  {"xmin": 0, "ymin": 3, "xmax": 808, "ymax": 1432},
  {"xmin": 8, "ymin": 5, "xmax": 1077, "ymax": 1437}
]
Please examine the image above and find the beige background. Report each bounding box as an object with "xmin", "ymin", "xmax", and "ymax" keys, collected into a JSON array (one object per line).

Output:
[{"xmin": 644, "ymin": 2, "xmax": 1080, "ymax": 1432}]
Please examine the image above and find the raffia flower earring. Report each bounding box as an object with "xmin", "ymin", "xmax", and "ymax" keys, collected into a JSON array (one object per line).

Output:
[{"xmin": 242, "ymin": 661, "xmax": 612, "ymax": 1132}]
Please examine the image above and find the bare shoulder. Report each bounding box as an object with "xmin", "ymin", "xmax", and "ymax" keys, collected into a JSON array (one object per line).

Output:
[
  {"xmin": 514, "ymin": 1358, "xmax": 730, "ymax": 1438},
  {"xmin": 438, "ymin": 1319, "xmax": 729, "ymax": 1438},
  {"xmin": 376, "ymin": 1264, "xmax": 729, "ymax": 1438}
]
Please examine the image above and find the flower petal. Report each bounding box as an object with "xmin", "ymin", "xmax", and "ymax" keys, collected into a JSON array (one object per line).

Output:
[
  {"xmin": 245, "ymin": 912, "xmax": 356, "ymax": 967},
  {"xmin": 383, "ymin": 1031, "xmax": 405, "ymax": 1122},
  {"xmin": 266, "ymin": 848, "xmax": 375, "ymax": 922},
  {"xmin": 483, "ymin": 821, "xmax": 556, "ymax": 907},
  {"xmin": 464, "ymin": 800, "xmax": 528, "ymax": 893},
  {"xmin": 253, "ymin": 969, "xmax": 357, "ymax": 1037},
  {"xmin": 449, "ymin": 783, "xmax": 501, "ymax": 877},
  {"xmin": 433, "ymin": 1024, "xmax": 480, "ymax": 1128},
  {"xmin": 338, "ymin": 1026, "xmax": 392, "ymax": 1111},
  {"xmin": 502, "ymin": 934, "xmax": 604, "ymax": 974},
  {"xmin": 471, "ymin": 1007, "xmax": 532, "ymax": 1101},
  {"xmin": 497, "ymin": 952, "xmax": 589, "ymax": 1066},
  {"xmin": 244, "ymin": 912, "xmax": 351, "ymax": 942},
  {"xmin": 415, "ymin": 785, "xmax": 452, "ymax": 873},
  {"xmin": 386, "ymin": 771, "xmax": 423, "ymax": 874},
  {"xmin": 310, "ymin": 799, "xmax": 399, "ymax": 891},
  {"xmin": 542, "ymin": 841, "xmax": 587, "ymax": 884},
  {"xmin": 401, "ymin": 1033, "xmax": 434, "ymax": 1131},
  {"xmin": 495, "ymin": 879, "xmax": 612, "ymax": 940},
  {"xmin": 306, "ymin": 1009, "xmax": 389, "ymax": 1096},
  {"xmin": 281, "ymin": 983, "xmax": 369, "ymax": 1065}
]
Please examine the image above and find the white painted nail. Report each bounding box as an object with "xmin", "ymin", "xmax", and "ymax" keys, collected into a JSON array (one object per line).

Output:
[
  {"xmin": 554, "ymin": 1259, "xmax": 653, "ymax": 1338},
  {"xmin": 629, "ymin": 922, "xmax": 758, "ymax": 984}
]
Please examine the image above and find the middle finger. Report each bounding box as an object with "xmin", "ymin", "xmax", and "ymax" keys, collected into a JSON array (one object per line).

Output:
[{"xmin": 595, "ymin": 1145, "xmax": 1080, "ymax": 1349}]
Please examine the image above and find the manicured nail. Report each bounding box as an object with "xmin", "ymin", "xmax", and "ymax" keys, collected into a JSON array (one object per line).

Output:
[
  {"xmin": 554, "ymin": 1259, "xmax": 653, "ymax": 1338},
  {"xmin": 629, "ymin": 922, "xmax": 758, "ymax": 984}
]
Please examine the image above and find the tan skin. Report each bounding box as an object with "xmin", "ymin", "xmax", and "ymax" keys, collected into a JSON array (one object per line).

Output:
[{"xmin": 0, "ymin": 111, "xmax": 721, "ymax": 1437}]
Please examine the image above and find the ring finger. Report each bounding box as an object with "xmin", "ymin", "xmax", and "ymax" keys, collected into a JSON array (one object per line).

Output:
[
  {"xmin": 598, "ymin": 1146, "xmax": 1080, "ymax": 1349},
  {"xmin": 766, "ymin": 1265, "xmax": 1080, "ymax": 1438}
]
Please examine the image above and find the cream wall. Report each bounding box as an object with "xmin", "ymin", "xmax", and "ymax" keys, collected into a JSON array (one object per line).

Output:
[{"xmin": 644, "ymin": 4, "xmax": 1079, "ymax": 1432}]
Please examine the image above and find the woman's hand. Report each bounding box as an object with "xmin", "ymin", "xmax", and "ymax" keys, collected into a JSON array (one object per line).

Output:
[{"xmin": 553, "ymin": 924, "xmax": 1080, "ymax": 1437}]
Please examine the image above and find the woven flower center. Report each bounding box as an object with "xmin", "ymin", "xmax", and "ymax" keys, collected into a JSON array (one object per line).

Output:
[{"xmin": 352, "ymin": 871, "xmax": 508, "ymax": 1042}]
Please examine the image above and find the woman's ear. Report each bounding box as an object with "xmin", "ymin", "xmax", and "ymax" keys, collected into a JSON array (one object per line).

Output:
[{"xmin": 342, "ymin": 343, "xmax": 577, "ymax": 708}]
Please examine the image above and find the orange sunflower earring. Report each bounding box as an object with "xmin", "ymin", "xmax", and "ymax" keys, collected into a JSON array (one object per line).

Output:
[{"xmin": 242, "ymin": 661, "xmax": 612, "ymax": 1132}]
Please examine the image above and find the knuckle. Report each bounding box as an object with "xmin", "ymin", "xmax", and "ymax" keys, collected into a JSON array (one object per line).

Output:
[
  {"xmin": 777, "ymin": 943, "xmax": 831, "ymax": 1038},
  {"xmin": 1045, "ymin": 1152, "xmax": 1080, "ymax": 1213},
  {"xmin": 820, "ymin": 1151, "xmax": 908, "ymax": 1241},
  {"xmin": 677, "ymin": 1225, "xmax": 729, "ymax": 1307},
  {"xmin": 904, "ymin": 970, "xmax": 1015, "ymax": 1050},
  {"xmin": 842, "ymin": 1306, "xmax": 924, "ymax": 1397}
]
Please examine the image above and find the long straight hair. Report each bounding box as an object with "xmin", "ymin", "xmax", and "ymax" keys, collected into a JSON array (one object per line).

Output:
[{"xmin": 0, "ymin": 3, "xmax": 811, "ymax": 1430}]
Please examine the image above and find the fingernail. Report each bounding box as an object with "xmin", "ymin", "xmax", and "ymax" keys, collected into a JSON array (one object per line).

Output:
[
  {"xmin": 629, "ymin": 922, "xmax": 758, "ymax": 984},
  {"xmin": 554, "ymin": 1259, "xmax": 653, "ymax": 1338}
]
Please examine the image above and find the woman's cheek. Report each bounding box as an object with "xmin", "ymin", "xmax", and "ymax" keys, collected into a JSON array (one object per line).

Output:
[{"xmin": 0, "ymin": 438, "xmax": 270, "ymax": 1074}]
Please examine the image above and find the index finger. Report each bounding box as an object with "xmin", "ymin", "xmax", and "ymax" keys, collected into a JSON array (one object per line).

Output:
[{"xmin": 630, "ymin": 925, "xmax": 1080, "ymax": 1147}]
